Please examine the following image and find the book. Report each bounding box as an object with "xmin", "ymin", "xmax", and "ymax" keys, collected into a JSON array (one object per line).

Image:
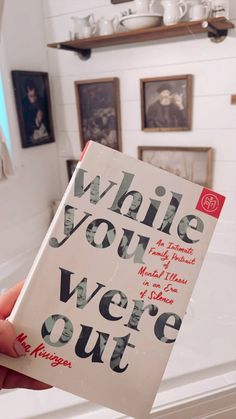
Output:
[{"xmin": 0, "ymin": 141, "xmax": 225, "ymax": 418}]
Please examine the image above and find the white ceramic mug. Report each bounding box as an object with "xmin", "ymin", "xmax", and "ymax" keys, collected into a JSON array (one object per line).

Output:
[
  {"xmin": 189, "ymin": 2, "xmax": 210, "ymax": 21},
  {"xmin": 210, "ymin": 0, "xmax": 229, "ymax": 18},
  {"xmin": 97, "ymin": 16, "xmax": 119, "ymax": 36}
]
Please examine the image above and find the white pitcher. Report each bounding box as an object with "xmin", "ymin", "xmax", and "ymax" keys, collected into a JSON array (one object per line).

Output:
[
  {"xmin": 97, "ymin": 16, "xmax": 119, "ymax": 36},
  {"xmin": 133, "ymin": 0, "xmax": 159, "ymax": 14},
  {"xmin": 71, "ymin": 14, "xmax": 96, "ymax": 39},
  {"xmin": 161, "ymin": 0, "xmax": 188, "ymax": 25}
]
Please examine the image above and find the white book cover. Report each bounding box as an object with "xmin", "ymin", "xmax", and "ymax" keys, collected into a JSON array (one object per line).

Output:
[{"xmin": 0, "ymin": 141, "xmax": 225, "ymax": 418}]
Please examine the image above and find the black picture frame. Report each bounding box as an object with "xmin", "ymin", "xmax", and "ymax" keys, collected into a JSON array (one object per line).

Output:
[
  {"xmin": 67, "ymin": 159, "xmax": 78, "ymax": 181},
  {"xmin": 12, "ymin": 70, "xmax": 55, "ymax": 148},
  {"xmin": 75, "ymin": 77, "xmax": 122, "ymax": 151}
]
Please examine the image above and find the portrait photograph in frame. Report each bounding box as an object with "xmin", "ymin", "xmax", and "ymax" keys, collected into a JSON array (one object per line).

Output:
[
  {"xmin": 12, "ymin": 70, "xmax": 55, "ymax": 148},
  {"xmin": 138, "ymin": 146, "xmax": 213, "ymax": 188},
  {"xmin": 140, "ymin": 74, "xmax": 193, "ymax": 132},
  {"xmin": 66, "ymin": 159, "xmax": 78, "ymax": 182},
  {"xmin": 75, "ymin": 77, "xmax": 122, "ymax": 151}
]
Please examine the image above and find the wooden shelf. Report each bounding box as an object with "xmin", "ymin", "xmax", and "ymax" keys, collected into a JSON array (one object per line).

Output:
[{"xmin": 48, "ymin": 17, "xmax": 235, "ymax": 60}]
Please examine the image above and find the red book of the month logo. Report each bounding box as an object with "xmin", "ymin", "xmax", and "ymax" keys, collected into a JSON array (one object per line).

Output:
[{"xmin": 196, "ymin": 188, "xmax": 225, "ymax": 219}]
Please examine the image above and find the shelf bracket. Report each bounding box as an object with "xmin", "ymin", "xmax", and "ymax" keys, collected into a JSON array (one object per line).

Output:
[
  {"xmin": 201, "ymin": 21, "xmax": 228, "ymax": 43},
  {"xmin": 56, "ymin": 43, "xmax": 91, "ymax": 60}
]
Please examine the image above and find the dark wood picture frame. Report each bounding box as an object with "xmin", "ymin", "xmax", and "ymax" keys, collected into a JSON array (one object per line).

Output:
[
  {"xmin": 138, "ymin": 146, "xmax": 213, "ymax": 188},
  {"xmin": 140, "ymin": 74, "xmax": 193, "ymax": 132},
  {"xmin": 111, "ymin": 0, "xmax": 133, "ymax": 4},
  {"xmin": 67, "ymin": 159, "xmax": 78, "ymax": 181},
  {"xmin": 12, "ymin": 70, "xmax": 55, "ymax": 148},
  {"xmin": 75, "ymin": 77, "xmax": 122, "ymax": 151}
]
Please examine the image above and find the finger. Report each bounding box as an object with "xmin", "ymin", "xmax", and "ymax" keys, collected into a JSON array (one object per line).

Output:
[
  {"xmin": 0, "ymin": 320, "xmax": 25, "ymax": 357},
  {"xmin": 0, "ymin": 281, "xmax": 24, "ymax": 319},
  {"xmin": 0, "ymin": 367, "xmax": 52, "ymax": 390}
]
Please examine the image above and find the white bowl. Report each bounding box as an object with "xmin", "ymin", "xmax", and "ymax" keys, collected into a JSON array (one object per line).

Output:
[{"xmin": 119, "ymin": 13, "xmax": 162, "ymax": 31}]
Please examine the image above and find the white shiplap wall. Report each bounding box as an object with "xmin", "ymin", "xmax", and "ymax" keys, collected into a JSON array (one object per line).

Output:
[
  {"xmin": 0, "ymin": 0, "xmax": 60, "ymax": 267},
  {"xmin": 43, "ymin": 0, "xmax": 236, "ymax": 258}
]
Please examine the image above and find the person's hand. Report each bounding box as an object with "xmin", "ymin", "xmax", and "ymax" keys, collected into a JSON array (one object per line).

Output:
[
  {"xmin": 0, "ymin": 281, "xmax": 51, "ymax": 390},
  {"xmin": 35, "ymin": 109, "xmax": 43, "ymax": 126},
  {"xmin": 173, "ymin": 93, "xmax": 184, "ymax": 110}
]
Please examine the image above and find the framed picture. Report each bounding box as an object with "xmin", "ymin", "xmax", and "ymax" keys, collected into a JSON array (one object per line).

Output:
[
  {"xmin": 75, "ymin": 77, "xmax": 122, "ymax": 151},
  {"xmin": 111, "ymin": 0, "xmax": 133, "ymax": 3},
  {"xmin": 138, "ymin": 146, "xmax": 213, "ymax": 188},
  {"xmin": 140, "ymin": 74, "xmax": 193, "ymax": 132},
  {"xmin": 67, "ymin": 159, "xmax": 78, "ymax": 181},
  {"xmin": 11, "ymin": 70, "xmax": 55, "ymax": 148}
]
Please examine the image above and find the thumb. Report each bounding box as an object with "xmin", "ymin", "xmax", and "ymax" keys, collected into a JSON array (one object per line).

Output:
[
  {"xmin": 0, "ymin": 281, "xmax": 24, "ymax": 319},
  {"xmin": 0, "ymin": 320, "xmax": 25, "ymax": 358}
]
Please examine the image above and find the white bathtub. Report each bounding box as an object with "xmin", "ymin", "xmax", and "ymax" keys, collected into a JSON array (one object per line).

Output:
[
  {"xmin": 0, "ymin": 251, "xmax": 235, "ymax": 419},
  {"xmin": 164, "ymin": 251, "xmax": 236, "ymax": 380}
]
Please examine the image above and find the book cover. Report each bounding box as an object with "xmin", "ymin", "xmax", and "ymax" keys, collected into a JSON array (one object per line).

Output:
[{"xmin": 0, "ymin": 141, "xmax": 225, "ymax": 417}]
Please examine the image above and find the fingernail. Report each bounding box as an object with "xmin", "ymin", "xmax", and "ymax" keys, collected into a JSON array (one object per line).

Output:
[{"xmin": 13, "ymin": 341, "xmax": 26, "ymax": 357}]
